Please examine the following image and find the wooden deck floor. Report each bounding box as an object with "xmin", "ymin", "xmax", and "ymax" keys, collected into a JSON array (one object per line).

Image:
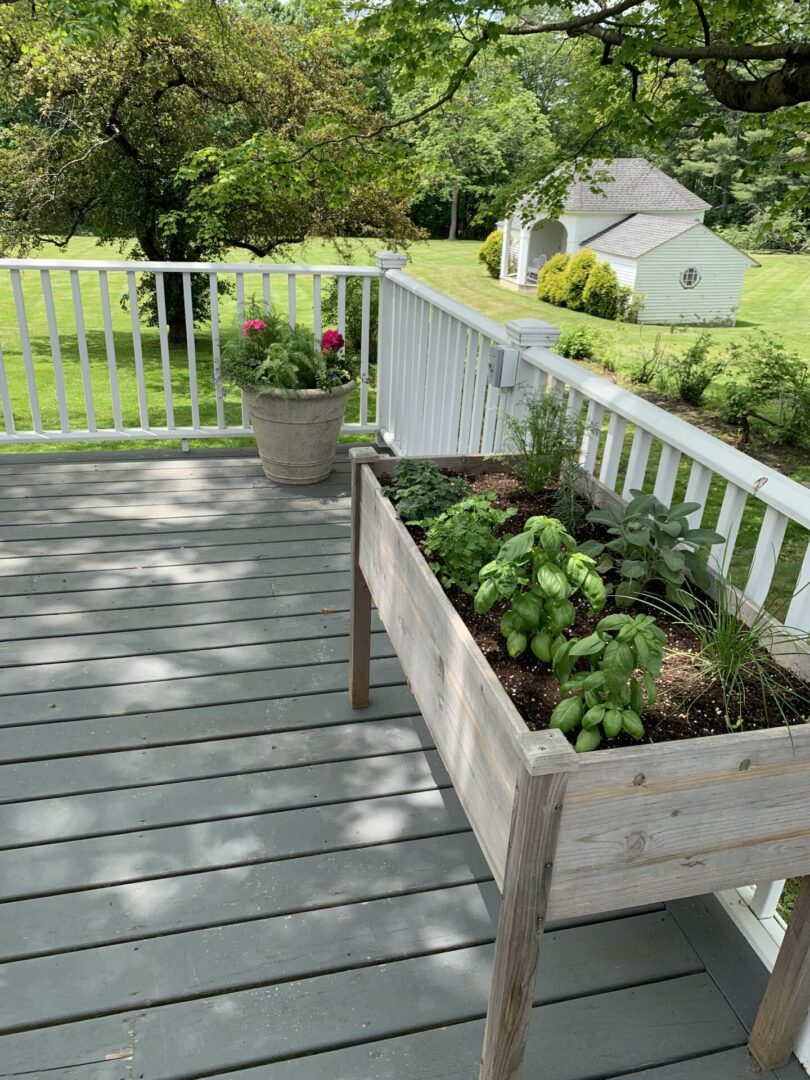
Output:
[{"xmin": 0, "ymin": 447, "xmax": 804, "ymax": 1080}]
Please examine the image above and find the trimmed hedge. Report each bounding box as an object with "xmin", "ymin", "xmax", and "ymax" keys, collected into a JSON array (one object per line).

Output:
[
  {"xmin": 560, "ymin": 249, "xmax": 597, "ymax": 310},
  {"xmin": 581, "ymin": 261, "xmax": 627, "ymax": 320},
  {"xmin": 537, "ymin": 246, "xmax": 634, "ymax": 321},
  {"xmin": 478, "ymin": 230, "xmax": 503, "ymax": 278},
  {"xmin": 536, "ymin": 252, "xmax": 570, "ymax": 304}
]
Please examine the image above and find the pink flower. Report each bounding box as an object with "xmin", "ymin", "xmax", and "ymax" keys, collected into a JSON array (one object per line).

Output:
[
  {"xmin": 242, "ymin": 319, "xmax": 268, "ymax": 335},
  {"xmin": 321, "ymin": 329, "xmax": 344, "ymax": 354}
]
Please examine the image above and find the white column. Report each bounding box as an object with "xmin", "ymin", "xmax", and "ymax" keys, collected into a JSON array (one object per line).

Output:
[
  {"xmin": 515, "ymin": 227, "xmax": 531, "ymax": 285},
  {"xmin": 499, "ymin": 219, "xmax": 511, "ymax": 279}
]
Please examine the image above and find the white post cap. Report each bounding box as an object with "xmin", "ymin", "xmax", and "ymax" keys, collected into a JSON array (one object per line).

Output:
[
  {"xmin": 375, "ymin": 251, "xmax": 408, "ymax": 270},
  {"xmin": 505, "ymin": 318, "xmax": 561, "ymax": 349}
]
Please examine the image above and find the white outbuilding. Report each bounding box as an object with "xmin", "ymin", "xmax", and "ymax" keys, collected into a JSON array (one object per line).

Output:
[{"xmin": 499, "ymin": 158, "xmax": 758, "ymax": 326}]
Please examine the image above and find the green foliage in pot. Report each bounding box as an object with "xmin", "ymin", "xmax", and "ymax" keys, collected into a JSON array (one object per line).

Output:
[
  {"xmin": 477, "ymin": 230, "xmax": 504, "ymax": 278},
  {"xmin": 581, "ymin": 491, "xmax": 725, "ymax": 608},
  {"xmin": 425, "ymin": 494, "xmax": 516, "ymax": 594},
  {"xmin": 390, "ymin": 460, "xmax": 471, "ymax": 526},
  {"xmin": 550, "ymin": 613, "xmax": 665, "ymax": 752},
  {"xmin": 474, "ymin": 515, "xmax": 607, "ymax": 660},
  {"xmin": 221, "ymin": 313, "xmax": 351, "ymax": 392}
]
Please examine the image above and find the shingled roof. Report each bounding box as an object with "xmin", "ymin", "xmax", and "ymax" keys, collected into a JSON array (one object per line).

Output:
[
  {"xmin": 585, "ymin": 214, "xmax": 698, "ymax": 257},
  {"xmin": 563, "ymin": 158, "xmax": 710, "ymax": 213}
]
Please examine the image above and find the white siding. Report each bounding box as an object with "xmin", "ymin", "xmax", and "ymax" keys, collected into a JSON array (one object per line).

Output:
[
  {"xmin": 604, "ymin": 255, "xmax": 637, "ymax": 289},
  {"xmin": 634, "ymin": 229, "xmax": 754, "ymax": 325},
  {"xmin": 562, "ymin": 212, "xmax": 626, "ymax": 252}
]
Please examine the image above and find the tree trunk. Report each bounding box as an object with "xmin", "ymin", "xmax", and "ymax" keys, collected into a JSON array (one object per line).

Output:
[{"xmin": 448, "ymin": 183, "xmax": 459, "ymax": 241}]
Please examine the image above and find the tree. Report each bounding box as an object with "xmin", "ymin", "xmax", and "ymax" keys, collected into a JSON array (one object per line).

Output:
[
  {"xmin": 0, "ymin": 0, "xmax": 418, "ymax": 337},
  {"xmin": 394, "ymin": 60, "xmax": 555, "ymax": 239}
]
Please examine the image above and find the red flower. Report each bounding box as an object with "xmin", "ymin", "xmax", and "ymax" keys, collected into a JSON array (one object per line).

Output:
[
  {"xmin": 242, "ymin": 319, "xmax": 268, "ymax": 335},
  {"xmin": 321, "ymin": 329, "xmax": 344, "ymax": 353}
]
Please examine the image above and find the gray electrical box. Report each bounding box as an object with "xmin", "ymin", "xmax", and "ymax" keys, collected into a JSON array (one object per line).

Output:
[{"xmin": 488, "ymin": 345, "xmax": 521, "ymax": 389}]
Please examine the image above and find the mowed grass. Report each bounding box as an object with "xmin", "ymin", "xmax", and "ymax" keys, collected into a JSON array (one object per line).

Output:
[{"xmin": 0, "ymin": 236, "xmax": 807, "ymax": 616}]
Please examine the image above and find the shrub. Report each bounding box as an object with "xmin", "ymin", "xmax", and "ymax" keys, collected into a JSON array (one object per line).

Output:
[
  {"xmin": 221, "ymin": 312, "xmax": 348, "ymax": 391},
  {"xmin": 536, "ymin": 252, "xmax": 570, "ymax": 304},
  {"xmin": 322, "ymin": 277, "xmax": 379, "ymax": 365},
  {"xmin": 477, "ymin": 230, "xmax": 503, "ymax": 279},
  {"xmin": 559, "ymin": 249, "xmax": 597, "ymax": 310},
  {"xmin": 389, "ymin": 460, "xmax": 471, "ymax": 526},
  {"xmin": 581, "ymin": 261, "xmax": 627, "ymax": 320},
  {"xmin": 632, "ymin": 333, "xmax": 668, "ymax": 385},
  {"xmin": 555, "ymin": 327, "xmax": 602, "ymax": 362},
  {"xmin": 663, "ymin": 332, "xmax": 722, "ymax": 406},
  {"xmin": 722, "ymin": 332, "xmax": 810, "ymax": 446},
  {"xmin": 424, "ymin": 494, "xmax": 516, "ymax": 594}
]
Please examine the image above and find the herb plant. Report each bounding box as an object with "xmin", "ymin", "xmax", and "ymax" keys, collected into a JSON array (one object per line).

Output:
[
  {"xmin": 549, "ymin": 613, "xmax": 666, "ymax": 752},
  {"xmin": 582, "ymin": 491, "xmax": 725, "ymax": 608},
  {"xmin": 474, "ymin": 516, "xmax": 607, "ymax": 661},
  {"xmin": 390, "ymin": 460, "xmax": 470, "ymax": 526},
  {"xmin": 221, "ymin": 312, "xmax": 351, "ymax": 392},
  {"xmin": 424, "ymin": 494, "xmax": 516, "ymax": 594}
]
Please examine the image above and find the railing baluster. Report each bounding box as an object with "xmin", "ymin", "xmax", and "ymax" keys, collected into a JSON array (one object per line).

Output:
[
  {"xmin": 598, "ymin": 413, "xmax": 627, "ymax": 491},
  {"xmin": 209, "ymin": 272, "xmax": 226, "ymax": 431},
  {"xmin": 744, "ymin": 506, "xmax": 789, "ymax": 609},
  {"xmin": 312, "ymin": 274, "xmax": 322, "ymax": 349},
  {"xmin": 262, "ymin": 273, "xmax": 272, "ymax": 315},
  {"xmin": 711, "ymin": 481, "xmax": 748, "ymax": 576},
  {"xmin": 653, "ymin": 443, "xmax": 681, "ymax": 505},
  {"xmin": 337, "ymin": 275, "xmax": 346, "ymax": 349},
  {"xmin": 566, "ymin": 386, "xmax": 584, "ymax": 423},
  {"xmin": 182, "ymin": 272, "xmax": 200, "ymax": 431},
  {"xmin": 69, "ymin": 270, "xmax": 96, "ymax": 433},
  {"xmin": 154, "ymin": 272, "xmax": 175, "ymax": 431},
  {"xmin": 622, "ymin": 427, "xmax": 653, "ymax": 498},
  {"xmin": 98, "ymin": 271, "xmax": 123, "ymax": 433},
  {"xmin": 40, "ymin": 269, "xmax": 70, "ymax": 432},
  {"xmin": 235, "ymin": 272, "xmax": 245, "ymax": 322},
  {"xmin": 458, "ymin": 331, "xmax": 482, "ymax": 455},
  {"xmin": 684, "ymin": 461, "xmax": 713, "ymax": 528},
  {"xmin": 579, "ymin": 400, "xmax": 604, "ymax": 474},
  {"xmin": 126, "ymin": 271, "xmax": 150, "ymax": 430},
  {"xmin": 10, "ymin": 268, "xmax": 42, "ymax": 433},
  {"xmin": 287, "ymin": 274, "xmax": 296, "ymax": 327},
  {"xmin": 467, "ymin": 335, "xmax": 492, "ymax": 454},
  {"xmin": 424, "ymin": 308, "xmax": 448, "ymax": 452},
  {"xmin": 786, "ymin": 540, "xmax": 810, "ymax": 633},
  {"xmin": 0, "ymin": 340, "xmax": 16, "ymax": 436},
  {"xmin": 481, "ymin": 380, "xmax": 501, "ymax": 454},
  {"xmin": 359, "ymin": 276, "xmax": 371, "ymax": 428},
  {"xmin": 441, "ymin": 319, "xmax": 466, "ymax": 454}
]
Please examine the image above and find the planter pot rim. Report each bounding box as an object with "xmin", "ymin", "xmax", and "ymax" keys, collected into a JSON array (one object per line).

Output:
[{"xmin": 242, "ymin": 380, "xmax": 356, "ymax": 401}]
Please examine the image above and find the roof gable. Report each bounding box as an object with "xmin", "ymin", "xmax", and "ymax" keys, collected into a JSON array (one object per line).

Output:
[
  {"xmin": 563, "ymin": 158, "xmax": 710, "ymax": 213},
  {"xmin": 587, "ymin": 214, "xmax": 758, "ymax": 265}
]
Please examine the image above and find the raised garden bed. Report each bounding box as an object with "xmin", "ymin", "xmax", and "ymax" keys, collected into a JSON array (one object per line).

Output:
[{"xmin": 348, "ymin": 447, "xmax": 810, "ymax": 1080}]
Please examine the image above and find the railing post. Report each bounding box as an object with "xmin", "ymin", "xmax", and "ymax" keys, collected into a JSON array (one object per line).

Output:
[
  {"xmin": 479, "ymin": 734, "xmax": 576, "ymax": 1080},
  {"xmin": 374, "ymin": 252, "xmax": 408, "ymax": 444},
  {"xmin": 348, "ymin": 446, "xmax": 379, "ymax": 708},
  {"xmin": 502, "ymin": 320, "xmax": 561, "ymax": 432},
  {"xmin": 749, "ymin": 875, "xmax": 810, "ymax": 1070}
]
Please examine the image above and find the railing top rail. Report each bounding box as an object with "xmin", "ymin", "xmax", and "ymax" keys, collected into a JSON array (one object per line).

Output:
[
  {"xmin": 523, "ymin": 344, "xmax": 810, "ymax": 530},
  {"xmin": 388, "ymin": 269, "xmax": 512, "ymax": 347},
  {"xmin": 0, "ymin": 258, "xmax": 381, "ymax": 276}
]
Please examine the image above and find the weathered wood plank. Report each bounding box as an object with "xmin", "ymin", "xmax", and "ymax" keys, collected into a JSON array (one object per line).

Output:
[
  {"xmin": 0, "ymin": 609, "xmax": 380, "ymax": 667},
  {"xmin": 0, "ymin": 571, "xmax": 350, "ymax": 617},
  {"xmin": 0, "ymin": 551, "xmax": 351, "ymax": 597},
  {"xmin": 0, "ymin": 680, "xmax": 416, "ymax": 763},
  {"xmin": 349, "ymin": 447, "xmax": 377, "ymax": 707},
  {"xmin": 0, "ymin": 506, "xmax": 349, "ymax": 541},
  {"xmin": 0, "ymin": 749, "xmax": 449, "ymax": 847},
  {"xmin": 0, "ymin": 479, "xmax": 349, "ymax": 509},
  {"xmin": 0, "ymin": 655, "xmax": 406, "ymax": 728},
  {"xmin": 0, "ymin": 788, "xmax": 469, "ymax": 900},
  {"xmin": 358, "ymin": 466, "xmax": 530, "ymax": 888},
  {"xmin": 0, "ymin": 832, "xmax": 490, "ymax": 962},
  {"xmin": 0, "ymin": 522, "xmax": 350, "ymax": 560},
  {"xmin": 0, "ymin": 882, "xmax": 499, "ymax": 1032},
  {"xmin": 0, "ymin": 629, "xmax": 393, "ymax": 700},
  {"xmin": 0, "ymin": 715, "xmax": 430, "ymax": 801},
  {"xmin": 0, "ymin": 970, "xmax": 738, "ymax": 1080},
  {"xmin": 0, "ymin": 590, "xmax": 352, "ymax": 642}
]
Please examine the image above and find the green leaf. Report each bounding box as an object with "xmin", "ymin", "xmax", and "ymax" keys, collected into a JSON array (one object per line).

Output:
[
  {"xmin": 577, "ymin": 539, "xmax": 604, "ymax": 558},
  {"xmin": 643, "ymin": 671, "xmax": 658, "ymax": 708},
  {"xmin": 666, "ymin": 502, "xmax": 701, "ymax": 520},
  {"xmin": 570, "ymin": 633, "xmax": 605, "ymax": 657},
  {"xmin": 630, "ymin": 676, "xmax": 644, "ymax": 714},
  {"xmin": 537, "ymin": 563, "xmax": 569, "ymax": 600},
  {"xmin": 622, "ymin": 710, "xmax": 645, "ymax": 740},
  {"xmin": 621, "ymin": 558, "xmax": 648, "ymax": 580},
  {"xmin": 474, "ymin": 580, "xmax": 498, "ymax": 614},
  {"xmin": 662, "ymin": 548, "xmax": 686, "ymax": 572},
  {"xmin": 582, "ymin": 703, "xmax": 607, "ymax": 728},
  {"xmin": 506, "ymin": 630, "xmax": 528, "ymax": 658},
  {"xmin": 603, "ymin": 707, "xmax": 623, "ymax": 738},
  {"xmin": 597, "ymin": 613, "xmax": 631, "ymax": 632},
  {"xmin": 574, "ymin": 727, "xmax": 602, "ymax": 753},
  {"xmin": 531, "ymin": 631, "xmax": 553, "ymax": 663},
  {"xmin": 549, "ymin": 696, "xmax": 583, "ymax": 733},
  {"xmin": 683, "ymin": 528, "xmax": 725, "ymax": 548}
]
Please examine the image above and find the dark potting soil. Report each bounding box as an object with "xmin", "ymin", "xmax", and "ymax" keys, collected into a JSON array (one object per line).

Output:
[{"xmin": 404, "ymin": 471, "xmax": 810, "ymax": 750}]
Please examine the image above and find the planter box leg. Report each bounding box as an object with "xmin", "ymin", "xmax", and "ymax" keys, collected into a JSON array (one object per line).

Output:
[
  {"xmin": 749, "ymin": 875, "xmax": 810, "ymax": 1070},
  {"xmin": 349, "ymin": 447, "xmax": 378, "ymax": 708},
  {"xmin": 480, "ymin": 746, "xmax": 572, "ymax": 1080}
]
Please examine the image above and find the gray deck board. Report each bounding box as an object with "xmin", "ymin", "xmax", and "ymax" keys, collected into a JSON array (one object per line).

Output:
[{"xmin": 0, "ymin": 448, "xmax": 798, "ymax": 1080}]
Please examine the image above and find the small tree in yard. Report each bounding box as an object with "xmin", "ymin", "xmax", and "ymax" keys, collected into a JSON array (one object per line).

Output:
[
  {"xmin": 581, "ymin": 262, "xmax": 628, "ymax": 320},
  {"xmin": 559, "ymin": 249, "xmax": 597, "ymax": 310},
  {"xmin": 536, "ymin": 252, "xmax": 569, "ymax": 304},
  {"xmin": 723, "ymin": 333, "xmax": 810, "ymax": 446},
  {"xmin": 663, "ymin": 333, "xmax": 723, "ymax": 406}
]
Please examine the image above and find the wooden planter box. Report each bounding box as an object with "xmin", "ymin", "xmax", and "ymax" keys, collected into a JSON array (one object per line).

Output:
[{"xmin": 348, "ymin": 448, "xmax": 810, "ymax": 1080}]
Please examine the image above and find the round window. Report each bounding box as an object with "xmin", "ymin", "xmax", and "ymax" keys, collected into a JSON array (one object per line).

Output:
[{"xmin": 680, "ymin": 267, "xmax": 700, "ymax": 289}]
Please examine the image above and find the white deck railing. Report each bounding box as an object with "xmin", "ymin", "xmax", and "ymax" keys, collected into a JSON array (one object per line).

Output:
[
  {"xmin": 0, "ymin": 258, "xmax": 379, "ymax": 444},
  {"xmin": 2, "ymin": 251, "xmax": 809, "ymax": 985}
]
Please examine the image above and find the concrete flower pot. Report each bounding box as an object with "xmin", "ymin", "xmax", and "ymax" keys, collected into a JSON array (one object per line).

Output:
[{"xmin": 243, "ymin": 381, "xmax": 356, "ymax": 485}]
